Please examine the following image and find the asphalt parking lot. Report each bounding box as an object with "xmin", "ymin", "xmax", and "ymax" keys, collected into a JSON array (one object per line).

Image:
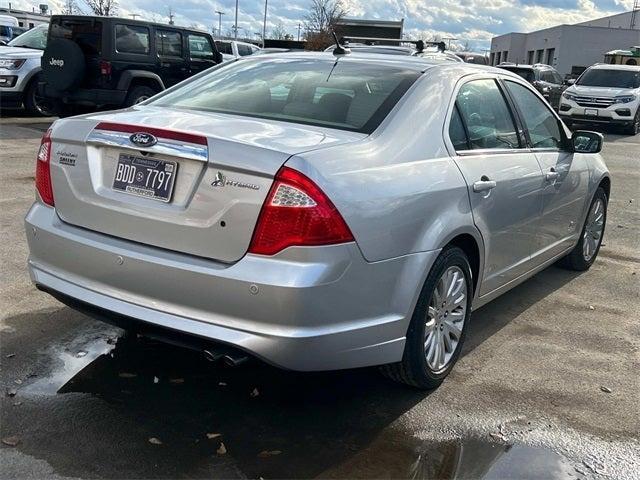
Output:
[{"xmin": 1, "ymin": 114, "xmax": 639, "ymax": 480}]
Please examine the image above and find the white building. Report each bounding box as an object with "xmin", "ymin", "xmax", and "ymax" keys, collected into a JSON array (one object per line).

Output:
[
  {"xmin": 0, "ymin": 6, "xmax": 50, "ymax": 29},
  {"xmin": 490, "ymin": 11, "xmax": 640, "ymax": 77}
]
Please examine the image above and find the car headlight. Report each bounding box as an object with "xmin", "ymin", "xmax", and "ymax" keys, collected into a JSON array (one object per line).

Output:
[
  {"xmin": 562, "ymin": 91, "xmax": 577, "ymax": 101},
  {"xmin": 0, "ymin": 58, "xmax": 26, "ymax": 70},
  {"xmin": 613, "ymin": 95, "xmax": 636, "ymax": 104}
]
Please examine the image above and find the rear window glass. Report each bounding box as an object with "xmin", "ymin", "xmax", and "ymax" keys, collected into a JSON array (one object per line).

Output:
[
  {"xmin": 188, "ymin": 34, "xmax": 213, "ymax": 59},
  {"xmin": 156, "ymin": 30, "xmax": 182, "ymax": 57},
  {"xmin": 501, "ymin": 67, "xmax": 535, "ymax": 83},
  {"xmin": 577, "ymin": 68, "xmax": 640, "ymax": 89},
  {"xmin": 115, "ymin": 24, "xmax": 149, "ymax": 54},
  {"xmin": 215, "ymin": 41, "xmax": 232, "ymax": 55},
  {"xmin": 50, "ymin": 19, "xmax": 102, "ymax": 55},
  {"xmin": 149, "ymin": 58, "xmax": 420, "ymax": 134}
]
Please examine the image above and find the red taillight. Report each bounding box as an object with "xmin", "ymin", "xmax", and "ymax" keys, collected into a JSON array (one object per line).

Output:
[
  {"xmin": 248, "ymin": 167, "xmax": 354, "ymax": 256},
  {"xmin": 35, "ymin": 128, "xmax": 54, "ymax": 206},
  {"xmin": 99, "ymin": 60, "xmax": 112, "ymax": 76}
]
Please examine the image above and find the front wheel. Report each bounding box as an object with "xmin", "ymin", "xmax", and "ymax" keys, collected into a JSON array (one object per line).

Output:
[
  {"xmin": 380, "ymin": 246, "xmax": 472, "ymax": 389},
  {"xmin": 124, "ymin": 85, "xmax": 157, "ymax": 107},
  {"xmin": 623, "ymin": 109, "xmax": 639, "ymax": 135},
  {"xmin": 24, "ymin": 78, "xmax": 57, "ymax": 117},
  {"xmin": 558, "ymin": 187, "xmax": 607, "ymax": 271}
]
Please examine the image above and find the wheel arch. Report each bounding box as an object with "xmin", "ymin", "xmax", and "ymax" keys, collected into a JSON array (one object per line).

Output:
[
  {"xmin": 598, "ymin": 175, "xmax": 611, "ymax": 200},
  {"xmin": 116, "ymin": 70, "xmax": 165, "ymax": 93},
  {"xmin": 438, "ymin": 229, "xmax": 485, "ymax": 298}
]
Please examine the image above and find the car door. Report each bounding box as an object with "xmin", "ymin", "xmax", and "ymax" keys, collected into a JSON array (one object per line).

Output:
[
  {"xmin": 448, "ymin": 78, "xmax": 545, "ymax": 296},
  {"xmin": 187, "ymin": 33, "xmax": 216, "ymax": 75},
  {"xmin": 503, "ymin": 79, "xmax": 590, "ymax": 263},
  {"xmin": 155, "ymin": 29, "xmax": 188, "ymax": 86}
]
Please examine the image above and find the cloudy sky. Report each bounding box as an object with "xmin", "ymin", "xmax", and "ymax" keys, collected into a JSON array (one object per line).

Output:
[{"xmin": 5, "ymin": 0, "xmax": 635, "ymax": 50}]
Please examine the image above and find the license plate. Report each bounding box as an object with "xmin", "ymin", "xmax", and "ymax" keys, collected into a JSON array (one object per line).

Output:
[
  {"xmin": 112, "ymin": 154, "xmax": 178, "ymax": 203},
  {"xmin": 584, "ymin": 108, "xmax": 599, "ymax": 116}
]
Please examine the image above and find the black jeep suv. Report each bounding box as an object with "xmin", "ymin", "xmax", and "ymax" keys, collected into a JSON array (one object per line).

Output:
[{"xmin": 39, "ymin": 15, "xmax": 223, "ymax": 112}]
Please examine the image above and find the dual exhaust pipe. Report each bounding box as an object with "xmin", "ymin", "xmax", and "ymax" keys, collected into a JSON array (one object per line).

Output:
[{"xmin": 204, "ymin": 348, "xmax": 249, "ymax": 367}]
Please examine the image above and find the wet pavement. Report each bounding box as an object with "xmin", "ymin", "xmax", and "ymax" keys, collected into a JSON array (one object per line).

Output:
[{"xmin": 1, "ymin": 117, "xmax": 639, "ymax": 479}]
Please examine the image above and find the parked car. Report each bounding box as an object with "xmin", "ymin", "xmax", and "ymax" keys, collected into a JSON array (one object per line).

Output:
[
  {"xmin": 559, "ymin": 63, "xmax": 640, "ymax": 135},
  {"xmin": 0, "ymin": 23, "xmax": 52, "ymax": 115},
  {"xmin": 25, "ymin": 52, "xmax": 609, "ymax": 389},
  {"xmin": 39, "ymin": 15, "xmax": 223, "ymax": 113},
  {"xmin": 0, "ymin": 14, "xmax": 19, "ymax": 44},
  {"xmin": 214, "ymin": 40, "xmax": 260, "ymax": 62},
  {"xmin": 497, "ymin": 63, "xmax": 565, "ymax": 109}
]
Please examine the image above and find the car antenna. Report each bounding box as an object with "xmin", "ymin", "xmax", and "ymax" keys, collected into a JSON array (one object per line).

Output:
[{"xmin": 332, "ymin": 31, "xmax": 350, "ymax": 56}]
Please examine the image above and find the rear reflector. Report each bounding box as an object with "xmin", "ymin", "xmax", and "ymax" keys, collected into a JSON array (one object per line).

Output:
[
  {"xmin": 248, "ymin": 167, "xmax": 354, "ymax": 256},
  {"xmin": 94, "ymin": 122, "xmax": 207, "ymax": 146},
  {"xmin": 35, "ymin": 128, "xmax": 54, "ymax": 206}
]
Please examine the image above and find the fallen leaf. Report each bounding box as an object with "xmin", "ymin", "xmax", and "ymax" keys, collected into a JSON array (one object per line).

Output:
[
  {"xmin": 588, "ymin": 305, "xmax": 595, "ymax": 310},
  {"xmin": 258, "ymin": 450, "xmax": 282, "ymax": 458},
  {"xmin": 5, "ymin": 353, "xmax": 15, "ymax": 358},
  {"xmin": 6, "ymin": 388, "xmax": 17, "ymax": 397},
  {"xmin": 169, "ymin": 378, "xmax": 184, "ymax": 384},
  {"xmin": 13, "ymin": 401, "xmax": 22, "ymax": 407},
  {"xmin": 148, "ymin": 437, "xmax": 163, "ymax": 445},
  {"xmin": 217, "ymin": 442, "xmax": 227, "ymax": 455},
  {"xmin": 250, "ymin": 388, "xmax": 260, "ymax": 398},
  {"xmin": 2, "ymin": 436, "xmax": 20, "ymax": 447},
  {"xmin": 14, "ymin": 379, "xmax": 22, "ymax": 385},
  {"xmin": 153, "ymin": 376, "xmax": 159, "ymax": 384},
  {"xmin": 600, "ymin": 386, "xmax": 612, "ymax": 393},
  {"xmin": 206, "ymin": 433, "xmax": 222, "ymax": 439},
  {"xmin": 76, "ymin": 351, "xmax": 87, "ymax": 358},
  {"xmin": 118, "ymin": 372, "xmax": 137, "ymax": 378}
]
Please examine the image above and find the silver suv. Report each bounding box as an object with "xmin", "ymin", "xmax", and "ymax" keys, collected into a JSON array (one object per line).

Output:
[{"xmin": 0, "ymin": 24, "xmax": 51, "ymax": 115}]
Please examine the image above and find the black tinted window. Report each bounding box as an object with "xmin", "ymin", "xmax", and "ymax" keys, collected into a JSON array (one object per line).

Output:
[
  {"xmin": 502, "ymin": 67, "xmax": 535, "ymax": 82},
  {"xmin": 455, "ymin": 79, "xmax": 520, "ymax": 150},
  {"xmin": 115, "ymin": 25, "xmax": 149, "ymax": 54},
  {"xmin": 215, "ymin": 41, "xmax": 232, "ymax": 55},
  {"xmin": 506, "ymin": 81, "xmax": 562, "ymax": 149},
  {"xmin": 50, "ymin": 19, "xmax": 102, "ymax": 55},
  {"xmin": 188, "ymin": 34, "xmax": 213, "ymax": 59},
  {"xmin": 151, "ymin": 59, "xmax": 420, "ymax": 133},
  {"xmin": 237, "ymin": 44, "xmax": 253, "ymax": 56},
  {"xmin": 156, "ymin": 30, "xmax": 182, "ymax": 57},
  {"xmin": 449, "ymin": 107, "xmax": 469, "ymax": 150}
]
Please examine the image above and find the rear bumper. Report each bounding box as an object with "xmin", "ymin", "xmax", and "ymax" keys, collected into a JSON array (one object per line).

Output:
[
  {"xmin": 40, "ymin": 82, "xmax": 127, "ymax": 107},
  {"xmin": 25, "ymin": 202, "xmax": 437, "ymax": 371}
]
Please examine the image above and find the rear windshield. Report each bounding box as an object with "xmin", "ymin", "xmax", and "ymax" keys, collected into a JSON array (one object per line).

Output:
[
  {"xmin": 501, "ymin": 67, "xmax": 535, "ymax": 82},
  {"xmin": 149, "ymin": 58, "xmax": 420, "ymax": 133},
  {"xmin": 577, "ymin": 68, "xmax": 640, "ymax": 89},
  {"xmin": 50, "ymin": 19, "xmax": 102, "ymax": 55}
]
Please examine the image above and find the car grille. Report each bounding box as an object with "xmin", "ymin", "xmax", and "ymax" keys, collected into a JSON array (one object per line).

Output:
[{"xmin": 574, "ymin": 96, "xmax": 615, "ymax": 108}]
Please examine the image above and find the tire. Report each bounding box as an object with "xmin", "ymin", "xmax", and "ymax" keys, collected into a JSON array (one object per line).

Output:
[
  {"xmin": 558, "ymin": 187, "xmax": 607, "ymax": 271},
  {"xmin": 622, "ymin": 109, "xmax": 639, "ymax": 135},
  {"xmin": 380, "ymin": 246, "xmax": 473, "ymax": 389},
  {"xmin": 41, "ymin": 38, "xmax": 85, "ymax": 91},
  {"xmin": 124, "ymin": 86, "xmax": 157, "ymax": 107},
  {"xmin": 24, "ymin": 77, "xmax": 57, "ymax": 117}
]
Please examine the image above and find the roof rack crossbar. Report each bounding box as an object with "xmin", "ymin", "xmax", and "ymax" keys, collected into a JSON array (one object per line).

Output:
[{"xmin": 339, "ymin": 36, "xmax": 446, "ymax": 53}]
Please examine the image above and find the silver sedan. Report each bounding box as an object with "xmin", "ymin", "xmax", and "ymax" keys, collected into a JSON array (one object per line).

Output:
[{"xmin": 25, "ymin": 52, "xmax": 609, "ymax": 388}]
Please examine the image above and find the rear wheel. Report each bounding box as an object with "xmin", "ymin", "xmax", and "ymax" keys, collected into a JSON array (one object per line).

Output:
[
  {"xmin": 124, "ymin": 86, "xmax": 157, "ymax": 107},
  {"xmin": 558, "ymin": 187, "xmax": 607, "ymax": 271},
  {"xmin": 24, "ymin": 77, "xmax": 56, "ymax": 117},
  {"xmin": 380, "ymin": 246, "xmax": 472, "ymax": 389}
]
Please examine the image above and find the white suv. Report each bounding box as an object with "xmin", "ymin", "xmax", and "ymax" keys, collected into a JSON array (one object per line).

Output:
[{"xmin": 559, "ymin": 64, "xmax": 640, "ymax": 135}]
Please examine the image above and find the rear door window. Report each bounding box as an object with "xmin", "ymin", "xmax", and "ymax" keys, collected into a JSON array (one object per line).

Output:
[
  {"xmin": 237, "ymin": 43, "xmax": 253, "ymax": 56},
  {"xmin": 50, "ymin": 19, "xmax": 102, "ymax": 55},
  {"xmin": 188, "ymin": 34, "xmax": 214, "ymax": 60},
  {"xmin": 215, "ymin": 41, "xmax": 232, "ymax": 55},
  {"xmin": 156, "ymin": 30, "xmax": 182, "ymax": 57},
  {"xmin": 454, "ymin": 79, "xmax": 520, "ymax": 150},
  {"xmin": 115, "ymin": 24, "xmax": 149, "ymax": 54}
]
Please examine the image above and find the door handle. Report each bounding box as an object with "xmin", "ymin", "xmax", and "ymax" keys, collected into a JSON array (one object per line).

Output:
[
  {"xmin": 473, "ymin": 176, "xmax": 497, "ymax": 192},
  {"xmin": 545, "ymin": 168, "xmax": 560, "ymax": 181}
]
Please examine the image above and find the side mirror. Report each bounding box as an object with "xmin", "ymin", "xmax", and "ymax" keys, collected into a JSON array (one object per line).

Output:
[
  {"xmin": 564, "ymin": 78, "xmax": 576, "ymax": 86},
  {"xmin": 214, "ymin": 51, "xmax": 223, "ymax": 65},
  {"xmin": 572, "ymin": 130, "xmax": 603, "ymax": 154}
]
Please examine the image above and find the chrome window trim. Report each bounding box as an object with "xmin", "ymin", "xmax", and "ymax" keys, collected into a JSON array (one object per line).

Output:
[{"xmin": 86, "ymin": 130, "xmax": 208, "ymax": 162}]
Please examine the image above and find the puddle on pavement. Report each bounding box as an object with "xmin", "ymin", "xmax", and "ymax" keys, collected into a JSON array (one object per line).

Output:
[{"xmin": 20, "ymin": 332, "xmax": 583, "ymax": 479}]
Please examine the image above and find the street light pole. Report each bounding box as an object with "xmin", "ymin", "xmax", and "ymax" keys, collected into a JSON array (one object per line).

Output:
[
  {"xmin": 261, "ymin": 0, "xmax": 268, "ymax": 49},
  {"xmin": 234, "ymin": 0, "xmax": 239, "ymax": 40},
  {"xmin": 215, "ymin": 10, "xmax": 224, "ymax": 37}
]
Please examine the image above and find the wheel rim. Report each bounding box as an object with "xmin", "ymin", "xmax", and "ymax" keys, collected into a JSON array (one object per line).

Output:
[
  {"xmin": 582, "ymin": 198, "xmax": 605, "ymax": 262},
  {"xmin": 33, "ymin": 89, "xmax": 54, "ymax": 116},
  {"xmin": 424, "ymin": 266, "xmax": 467, "ymax": 373}
]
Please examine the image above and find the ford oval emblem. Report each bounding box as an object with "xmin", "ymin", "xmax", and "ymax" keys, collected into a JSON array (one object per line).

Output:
[{"xmin": 129, "ymin": 132, "xmax": 157, "ymax": 148}]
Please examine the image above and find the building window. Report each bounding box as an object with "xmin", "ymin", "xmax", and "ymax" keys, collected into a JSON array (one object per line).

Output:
[
  {"xmin": 503, "ymin": 51, "xmax": 508, "ymax": 62},
  {"xmin": 546, "ymin": 48, "xmax": 555, "ymax": 65},
  {"xmin": 536, "ymin": 49, "xmax": 544, "ymax": 63},
  {"xmin": 29, "ymin": 22, "xmax": 34, "ymax": 28},
  {"xmin": 490, "ymin": 52, "xmax": 495, "ymax": 65},
  {"xmin": 527, "ymin": 50, "xmax": 534, "ymax": 64},
  {"xmin": 496, "ymin": 51, "xmax": 501, "ymax": 64}
]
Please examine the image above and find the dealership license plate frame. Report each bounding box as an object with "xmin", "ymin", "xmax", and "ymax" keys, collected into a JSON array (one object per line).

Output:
[
  {"xmin": 584, "ymin": 108, "xmax": 599, "ymax": 116},
  {"xmin": 112, "ymin": 153, "xmax": 178, "ymax": 203}
]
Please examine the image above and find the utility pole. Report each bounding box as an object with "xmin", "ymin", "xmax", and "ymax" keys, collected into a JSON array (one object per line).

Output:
[
  {"xmin": 297, "ymin": 22, "xmax": 301, "ymax": 41},
  {"xmin": 215, "ymin": 10, "xmax": 224, "ymax": 37},
  {"xmin": 168, "ymin": 7, "xmax": 174, "ymax": 26},
  {"xmin": 261, "ymin": 0, "xmax": 268, "ymax": 48},
  {"xmin": 130, "ymin": 14, "xmax": 140, "ymax": 20},
  {"xmin": 234, "ymin": 0, "xmax": 239, "ymax": 40}
]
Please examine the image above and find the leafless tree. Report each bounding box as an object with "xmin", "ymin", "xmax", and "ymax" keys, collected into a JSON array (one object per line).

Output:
[
  {"xmin": 271, "ymin": 21, "xmax": 287, "ymax": 40},
  {"xmin": 85, "ymin": 0, "xmax": 118, "ymax": 16},
  {"xmin": 303, "ymin": 0, "xmax": 347, "ymax": 50},
  {"xmin": 62, "ymin": 0, "xmax": 79, "ymax": 14}
]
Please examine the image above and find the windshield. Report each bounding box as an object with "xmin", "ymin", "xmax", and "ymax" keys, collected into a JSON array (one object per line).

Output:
[
  {"xmin": 501, "ymin": 67, "xmax": 535, "ymax": 82},
  {"xmin": 150, "ymin": 57, "xmax": 420, "ymax": 133},
  {"xmin": 577, "ymin": 68, "xmax": 640, "ymax": 88},
  {"xmin": 8, "ymin": 24, "xmax": 48, "ymax": 49},
  {"xmin": 0, "ymin": 25, "xmax": 12, "ymax": 38}
]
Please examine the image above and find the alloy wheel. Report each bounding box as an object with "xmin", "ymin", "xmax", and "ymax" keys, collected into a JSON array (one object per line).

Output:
[
  {"xmin": 583, "ymin": 198, "xmax": 605, "ymax": 262},
  {"xmin": 424, "ymin": 266, "xmax": 467, "ymax": 372}
]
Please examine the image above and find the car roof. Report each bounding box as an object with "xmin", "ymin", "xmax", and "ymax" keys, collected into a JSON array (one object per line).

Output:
[
  {"xmin": 588, "ymin": 63, "xmax": 640, "ymax": 72},
  {"xmin": 49, "ymin": 14, "xmax": 212, "ymax": 35}
]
